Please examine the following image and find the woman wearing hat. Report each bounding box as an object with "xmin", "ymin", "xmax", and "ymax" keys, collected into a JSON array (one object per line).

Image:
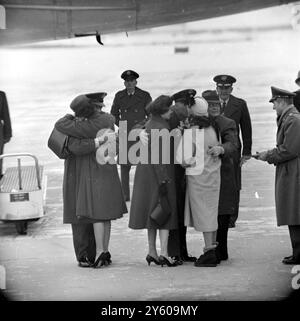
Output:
[
  {"xmin": 129, "ymin": 95, "xmax": 178, "ymax": 267},
  {"xmin": 176, "ymin": 97, "xmax": 223, "ymax": 267},
  {"xmin": 55, "ymin": 93, "xmax": 127, "ymax": 268}
]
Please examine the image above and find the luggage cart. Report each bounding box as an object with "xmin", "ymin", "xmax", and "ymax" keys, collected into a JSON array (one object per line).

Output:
[{"xmin": 0, "ymin": 153, "xmax": 47, "ymax": 235}]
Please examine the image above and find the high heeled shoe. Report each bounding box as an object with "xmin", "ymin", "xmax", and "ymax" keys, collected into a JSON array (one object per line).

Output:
[
  {"xmin": 158, "ymin": 255, "xmax": 178, "ymax": 267},
  {"xmin": 104, "ymin": 251, "xmax": 112, "ymax": 265},
  {"xmin": 146, "ymin": 254, "xmax": 160, "ymax": 266},
  {"xmin": 93, "ymin": 252, "xmax": 107, "ymax": 268}
]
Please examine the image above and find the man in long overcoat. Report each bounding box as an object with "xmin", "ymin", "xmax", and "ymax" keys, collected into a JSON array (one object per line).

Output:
[
  {"xmin": 202, "ymin": 90, "xmax": 238, "ymax": 262},
  {"xmin": 213, "ymin": 75, "xmax": 252, "ymax": 227},
  {"xmin": 0, "ymin": 91, "xmax": 12, "ymax": 178},
  {"xmin": 257, "ymin": 86, "xmax": 300, "ymax": 265},
  {"xmin": 110, "ymin": 70, "xmax": 152, "ymax": 201}
]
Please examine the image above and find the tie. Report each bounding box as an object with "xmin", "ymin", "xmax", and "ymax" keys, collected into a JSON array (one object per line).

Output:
[{"xmin": 221, "ymin": 101, "xmax": 226, "ymax": 114}]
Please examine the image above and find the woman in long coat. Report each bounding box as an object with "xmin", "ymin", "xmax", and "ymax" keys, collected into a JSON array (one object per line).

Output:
[
  {"xmin": 55, "ymin": 94, "xmax": 127, "ymax": 268},
  {"xmin": 129, "ymin": 95, "xmax": 178, "ymax": 267},
  {"xmin": 176, "ymin": 97, "xmax": 222, "ymax": 267}
]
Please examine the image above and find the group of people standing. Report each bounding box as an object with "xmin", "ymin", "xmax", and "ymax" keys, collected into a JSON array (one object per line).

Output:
[
  {"xmin": 53, "ymin": 69, "xmax": 300, "ymax": 269},
  {"xmin": 55, "ymin": 70, "xmax": 255, "ymax": 268}
]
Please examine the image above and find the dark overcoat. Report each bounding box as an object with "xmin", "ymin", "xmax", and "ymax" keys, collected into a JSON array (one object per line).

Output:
[
  {"xmin": 293, "ymin": 89, "xmax": 300, "ymax": 112},
  {"xmin": 55, "ymin": 112, "xmax": 127, "ymax": 224},
  {"xmin": 111, "ymin": 87, "xmax": 152, "ymax": 162},
  {"xmin": 265, "ymin": 105, "xmax": 300, "ymax": 226},
  {"xmin": 223, "ymin": 94, "xmax": 252, "ymax": 189},
  {"xmin": 0, "ymin": 91, "xmax": 12, "ymax": 172},
  {"xmin": 110, "ymin": 87, "xmax": 152, "ymax": 130},
  {"xmin": 214, "ymin": 115, "xmax": 239, "ymax": 215},
  {"xmin": 128, "ymin": 115, "xmax": 178, "ymax": 230}
]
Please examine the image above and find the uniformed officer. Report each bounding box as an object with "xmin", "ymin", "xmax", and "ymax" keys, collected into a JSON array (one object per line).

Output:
[
  {"xmin": 256, "ymin": 86, "xmax": 300, "ymax": 265},
  {"xmin": 213, "ymin": 75, "xmax": 252, "ymax": 228},
  {"xmin": 168, "ymin": 89, "xmax": 198, "ymax": 263},
  {"xmin": 110, "ymin": 70, "xmax": 152, "ymax": 201},
  {"xmin": 0, "ymin": 91, "xmax": 12, "ymax": 179}
]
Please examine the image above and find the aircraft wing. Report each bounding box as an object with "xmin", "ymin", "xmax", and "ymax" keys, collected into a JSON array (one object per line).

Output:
[{"xmin": 0, "ymin": 0, "xmax": 298, "ymax": 46}]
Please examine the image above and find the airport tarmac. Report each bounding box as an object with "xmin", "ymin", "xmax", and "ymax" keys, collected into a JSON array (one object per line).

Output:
[{"xmin": 0, "ymin": 20, "xmax": 300, "ymax": 301}]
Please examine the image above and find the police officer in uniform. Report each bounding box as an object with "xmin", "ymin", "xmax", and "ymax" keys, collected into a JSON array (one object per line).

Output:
[
  {"xmin": 0, "ymin": 91, "xmax": 12, "ymax": 179},
  {"xmin": 111, "ymin": 70, "xmax": 152, "ymax": 201},
  {"xmin": 213, "ymin": 75, "xmax": 252, "ymax": 228},
  {"xmin": 256, "ymin": 86, "xmax": 300, "ymax": 265}
]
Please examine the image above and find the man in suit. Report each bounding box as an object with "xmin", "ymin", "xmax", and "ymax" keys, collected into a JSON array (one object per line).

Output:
[
  {"xmin": 257, "ymin": 86, "xmax": 300, "ymax": 265},
  {"xmin": 0, "ymin": 91, "xmax": 12, "ymax": 179},
  {"xmin": 213, "ymin": 75, "xmax": 252, "ymax": 228},
  {"xmin": 111, "ymin": 70, "xmax": 152, "ymax": 201}
]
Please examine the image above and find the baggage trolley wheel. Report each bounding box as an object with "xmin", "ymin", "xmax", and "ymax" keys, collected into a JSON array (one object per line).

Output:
[{"xmin": 15, "ymin": 220, "xmax": 28, "ymax": 235}]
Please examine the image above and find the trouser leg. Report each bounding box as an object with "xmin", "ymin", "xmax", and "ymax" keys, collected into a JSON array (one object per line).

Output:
[
  {"xmin": 0, "ymin": 142, "xmax": 4, "ymax": 176},
  {"xmin": 288, "ymin": 225, "xmax": 300, "ymax": 260},
  {"xmin": 71, "ymin": 223, "xmax": 96, "ymax": 263},
  {"xmin": 120, "ymin": 164, "xmax": 131, "ymax": 201},
  {"xmin": 216, "ymin": 215, "xmax": 230, "ymax": 259}
]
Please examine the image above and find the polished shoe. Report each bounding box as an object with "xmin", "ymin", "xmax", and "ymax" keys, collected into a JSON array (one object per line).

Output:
[
  {"xmin": 105, "ymin": 251, "xmax": 112, "ymax": 265},
  {"xmin": 146, "ymin": 254, "xmax": 160, "ymax": 266},
  {"xmin": 78, "ymin": 256, "xmax": 93, "ymax": 268},
  {"xmin": 284, "ymin": 255, "xmax": 294, "ymax": 260},
  {"xmin": 93, "ymin": 252, "xmax": 107, "ymax": 268},
  {"xmin": 159, "ymin": 255, "xmax": 178, "ymax": 267},
  {"xmin": 181, "ymin": 254, "xmax": 197, "ymax": 262},
  {"xmin": 282, "ymin": 256, "xmax": 300, "ymax": 265},
  {"xmin": 215, "ymin": 247, "xmax": 228, "ymax": 263},
  {"xmin": 171, "ymin": 256, "xmax": 183, "ymax": 265},
  {"xmin": 194, "ymin": 249, "xmax": 218, "ymax": 267}
]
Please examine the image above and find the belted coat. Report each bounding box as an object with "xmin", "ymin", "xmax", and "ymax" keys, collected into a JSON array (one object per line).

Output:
[{"xmin": 265, "ymin": 105, "xmax": 300, "ymax": 226}]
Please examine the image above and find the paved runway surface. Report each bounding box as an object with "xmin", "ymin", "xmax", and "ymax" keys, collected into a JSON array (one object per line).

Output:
[{"xmin": 0, "ymin": 19, "xmax": 300, "ymax": 300}]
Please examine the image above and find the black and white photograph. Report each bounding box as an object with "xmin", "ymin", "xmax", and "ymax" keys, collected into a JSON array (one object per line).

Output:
[{"xmin": 0, "ymin": 0, "xmax": 300, "ymax": 310}]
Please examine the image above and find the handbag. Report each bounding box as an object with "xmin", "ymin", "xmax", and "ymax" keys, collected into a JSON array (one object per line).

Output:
[
  {"xmin": 47, "ymin": 127, "xmax": 70, "ymax": 159},
  {"xmin": 150, "ymin": 195, "xmax": 171, "ymax": 226}
]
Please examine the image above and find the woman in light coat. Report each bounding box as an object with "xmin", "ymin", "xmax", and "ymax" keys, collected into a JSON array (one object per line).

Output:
[{"xmin": 176, "ymin": 97, "xmax": 222, "ymax": 267}]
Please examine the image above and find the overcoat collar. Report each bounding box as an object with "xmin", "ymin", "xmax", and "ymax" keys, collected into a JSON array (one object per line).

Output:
[{"xmin": 277, "ymin": 105, "xmax": 296, "ymax": 128}]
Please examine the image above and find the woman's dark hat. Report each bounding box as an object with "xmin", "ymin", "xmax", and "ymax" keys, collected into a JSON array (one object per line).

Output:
[{"xmin": 70, "ymin": 95, "xmax": 93, "ymax": 113}]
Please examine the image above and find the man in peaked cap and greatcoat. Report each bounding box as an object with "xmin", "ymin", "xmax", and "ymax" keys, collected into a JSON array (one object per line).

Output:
[
  {"xmin": 213, "ymin": 74, "xmax": 252, "ymax": 228},
  {"xmin": 256, "ymin": 86, "xmax": 300, "ymax": 265},
  {"xmin": 110, "ymin": 70, "xmax": 152, "ymax": 201},
  {"xmin": 167, "ymin": 89, "xmax": 198, "ymax": 264}
]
